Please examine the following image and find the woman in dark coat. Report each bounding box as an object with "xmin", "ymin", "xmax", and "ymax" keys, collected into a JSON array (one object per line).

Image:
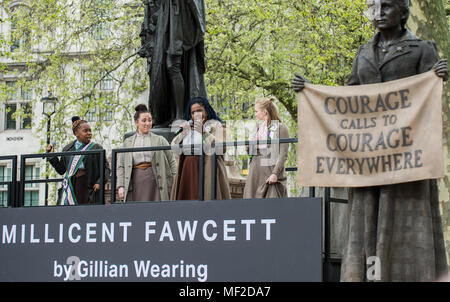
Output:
[
  {"xmin": 293, "ymin": 0, "xmax": 448, "ymax": 281},
  {"xmin": 47, "ymin": 117, "xmax": 111, "ymax": 205},
  {"xmin": 170, "ymin": 97, "xmax": 231, "ymax": 201}
]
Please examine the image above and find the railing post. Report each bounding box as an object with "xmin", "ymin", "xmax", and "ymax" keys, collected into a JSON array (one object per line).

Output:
[
  {"xmin": 99, "ymin": 149, "xmax": 105, "ymax": 205},
  {"xmin": 323, "ymin": 187, "xmax": 331, "ymax": 281},
  {"xmin": 198, "ymin": 142, "xmax": 204, "ymax": 201},
  {"xmin": 211, "ymin": 142, "xmax": 216, "ymax": 200},
  {"xmin": 309, "ymin": 187, "xmax": 316, "ymax": 198},
  {"xmin": 11, "ymin": 156, "xmax": 17, "ymax": 208},
  {"xmin": 111, "ymin": 150, "xmax": 117, "ymax": 204},
  {"xmin": 19, "ymin": 155, "xmax": 26, "ymax": 207},
  {"xmin": 44, "ymin": 160, "xmax": 49, "ymax": 206}
]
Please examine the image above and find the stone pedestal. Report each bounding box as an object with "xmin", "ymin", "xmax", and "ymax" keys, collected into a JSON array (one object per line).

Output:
[
  {"xmin": 225, "ymin": 159, "xmax": 246, "ymax": 199},
  {"xmin": 151, "ymin": 127, "xmax": 178, "ymax": 143}
]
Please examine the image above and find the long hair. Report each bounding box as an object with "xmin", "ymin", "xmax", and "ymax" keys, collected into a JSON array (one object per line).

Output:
[
  {"xmin": 255, "ymin": 96, "xmax": 282, "ymax": 126},
  {"xmin": 183, "ymin": 97, "xmax": 223, "ymax": 123}
]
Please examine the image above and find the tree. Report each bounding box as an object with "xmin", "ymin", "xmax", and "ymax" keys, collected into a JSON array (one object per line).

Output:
[
  {"xmin": 0, "ymin": 1, "xmax": 372, "ymax": 189},
  {"xmin": 205, "ymin": 0, "xmax": 371, "ymax": 194},
  {"xmin": 1, "ymin": 0, "xmax": 372, "ymax": 144},
  {"xmin": 205, "ymin": 0, "xmax": 371, "ymax": 122},
  {"xmin": 0, "ymin": 0, "xmax": 146, "ymax": 152},
  {"xmin": 407, "ymin": 0, "xmax": 450, "ymax": 270}
]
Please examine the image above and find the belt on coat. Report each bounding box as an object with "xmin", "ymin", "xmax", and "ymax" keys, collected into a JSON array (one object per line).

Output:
[
  {"xmin": 133, "ymin": 162, "xmax": 152, "ymax": 170},
  {"xmin": 75, "ymin": 169, "xmax": 86, "ymax": 177}
]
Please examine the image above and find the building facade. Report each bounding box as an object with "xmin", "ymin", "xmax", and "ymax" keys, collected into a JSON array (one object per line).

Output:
[{"xmin": 0, "ymin": 0, "xmax": 147, "ymax": 206}]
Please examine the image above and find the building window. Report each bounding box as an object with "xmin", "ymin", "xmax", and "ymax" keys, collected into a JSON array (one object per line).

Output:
[
  {"xmin": 91, "ymin": 22, "xmax": 111, "ymax": 40},
  {"xmin": 85, "ymin": 104, "xmax": 97, "ymax": 122},
  {"xmin": 10, "ymin": 16, "xmax": 20, "ymax": 52},
  {"xmin": 100, "ymin": 93, "xmax": 113, "ymax": 122},
  {"xmin": 9, "ymin": 12, "xmax": 30, "ymax": 52},
  {"xmin": 24, "ymin": 164, "xmax": 40, "ymax": 207},
  {"xmin": 21, "ymin": 85, "xmax": 32, "ymax": 100},
  {"xmin": 3, "ymin": 81, "xmax": 34, "ymax": 130},
  {"xmin": 6, "ymin": 81, "xmax": 18, "ymax": 100},
  {"xmin": 5, "ymin": 103, "xmax": 17, "ymax": 130},
  {"xmin": 24, "ymin": 191, "xmax": 39, "ymax": 207},
  {"xmin": 81, "ymin": 71, "xmax": 114, "ymax": 122},
  {"xmin": 0, "ymin": 191, "xmax": 8, "ymax": 207},
  {"xmin": 0, "ymin": 166, "xmax": 11, "ymax": 207},
  {"xmin": 99, "ymin": 74, "xmax": 114, "ymax": 91},
  {"xmin": 20, "ymin": 102, "xmax": 32, "ymax": 129},
  {"xmin": 24, "ymin": 165, "xmax": 39, "ymax": 188},
  {"xmin": 89, "ymin": 0, "xmax": 111, "ymax": 40},
  {"xmin": 4, "ymin": 102, "xmax": 32, "ymax": 130}
]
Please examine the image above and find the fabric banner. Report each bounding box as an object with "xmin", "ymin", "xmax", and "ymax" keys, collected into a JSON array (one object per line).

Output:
[{"xmin": 297, "ymin": 70, "xmax": 443, "ymax": 187}]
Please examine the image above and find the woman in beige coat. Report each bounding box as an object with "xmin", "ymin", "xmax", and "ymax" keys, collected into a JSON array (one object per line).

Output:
[
  {"xmin": 171, "ymin": 97, "xmax": 231, "ymax": 201},
  {"xmin": 243, "ymin": 97, "xmax": 290, "ymax": 199},
  {"xmin": 117, "ymin": 104, "xmax": 177, "ymax": 202}
]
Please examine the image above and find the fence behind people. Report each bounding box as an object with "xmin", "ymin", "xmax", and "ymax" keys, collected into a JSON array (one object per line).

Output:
[{"xmin": 0, "ymin": 138, "xmax": 347, "ymax": 281}]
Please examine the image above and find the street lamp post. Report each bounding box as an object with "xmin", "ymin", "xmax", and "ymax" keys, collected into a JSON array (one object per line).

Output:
[{"xmin": 41, "ymin": 92, "xmax": 57, "ymax": 206}]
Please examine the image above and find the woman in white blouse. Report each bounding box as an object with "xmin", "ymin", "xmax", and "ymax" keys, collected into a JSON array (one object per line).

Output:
[{"xmin": 116, "ymin": 104, "xmax": 177, "ymax": 202}]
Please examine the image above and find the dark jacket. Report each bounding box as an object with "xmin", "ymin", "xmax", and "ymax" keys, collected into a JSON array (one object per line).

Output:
[
  {"xmin": 347, "ymin": 30, "xmax": 439, "ymax": 85},
  {"xmin": 49, "ymin": 141, "xmax": 111, "ymax": 204}
]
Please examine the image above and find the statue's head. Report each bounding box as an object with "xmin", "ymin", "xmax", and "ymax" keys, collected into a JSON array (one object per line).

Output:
[{"xmin": 365, "ymin": 0, "xmax": 410, "ymax": 30}]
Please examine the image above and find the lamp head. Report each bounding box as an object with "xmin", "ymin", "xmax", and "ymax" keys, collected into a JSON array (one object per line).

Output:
[{"xmin": 41, "ymin": 92, "xmax": 58, "ymax": 117}]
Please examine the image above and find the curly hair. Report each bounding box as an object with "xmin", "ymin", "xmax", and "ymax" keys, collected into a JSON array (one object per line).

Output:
[{"xmin": 71, "ymin": 116, "xmax": 88, "ymax": 135}]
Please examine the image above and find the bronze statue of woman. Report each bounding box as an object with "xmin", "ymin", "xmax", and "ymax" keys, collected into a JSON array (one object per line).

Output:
[
  {"xmin": 139, "ymin": 0, "xmax": 208, "ymax": 128},
  {"xmin": 293, "ymin": 0, "xmax": 448, "ymax": 281}
]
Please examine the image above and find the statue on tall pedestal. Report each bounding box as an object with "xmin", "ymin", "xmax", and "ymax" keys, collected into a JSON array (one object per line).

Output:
[{"xmin": 138, "ymin": 0, "xmax": 208, "ymax": 128}]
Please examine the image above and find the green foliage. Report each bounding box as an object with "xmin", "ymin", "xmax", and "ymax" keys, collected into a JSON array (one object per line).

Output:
[
  {"xmin": 408, "ymin": 0, "xmax": 450, "ymax": 267},
  {"xmin": 1, "ymin": 0, "xmax": 372, "ymax": 150},
  {"xmin": 205, "ymin": 0, "xmax": 372, "ymax": 193},
  {"xmin": 0, "ymin": 0, "xmax": 374, "ymax": 197},
  {"xmin": 1, "ymin": 0, "xmax": 145, "ymax": 150},
  {"xmin": 205, "ymin": 0, "xmax": 371, "ymax": 122},
  {"xmin": 2, "ymin": 0, "xmax": 447, "ymax": 200}
]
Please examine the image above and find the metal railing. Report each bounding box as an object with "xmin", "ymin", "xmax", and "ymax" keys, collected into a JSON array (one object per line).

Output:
[
  {"xmin": 0, "ymin": 155, "xmax": 18, "ymax": 207},
  {"xmin": 1, "ymin": 138, "xmax": 347, "ymax": 281},
  {"xmin": 110, "ymin": 143, "xmax": 205, "ymax": 203},
  {"xmin": 210, "ymin": 137, "xmax": 347, "ymax": 281},
  {"xmin": 110, "ymin": 137, "xmax": 347, "ymax": 281},
  {"xmin": 19, "ymin": 149, "xmax": 106, "ymax": 206}
]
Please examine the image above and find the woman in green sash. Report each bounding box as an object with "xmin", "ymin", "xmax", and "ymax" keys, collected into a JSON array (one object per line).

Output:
[{"xmin": 47, "ymin": 117, "xmax": 110, "ymax": 205}]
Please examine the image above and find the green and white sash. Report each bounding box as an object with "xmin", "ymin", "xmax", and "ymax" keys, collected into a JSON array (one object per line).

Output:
[{"xmin": 61, "ymin": 141, "xmax": 95, "ymax": 205}]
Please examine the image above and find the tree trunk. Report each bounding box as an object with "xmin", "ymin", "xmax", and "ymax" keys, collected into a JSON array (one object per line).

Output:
[{"xmin": 407, "ymin": 0, "xmax": 450, "ymax": 272}]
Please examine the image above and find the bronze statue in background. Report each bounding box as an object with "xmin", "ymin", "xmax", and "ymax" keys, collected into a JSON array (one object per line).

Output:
[
  {"xmin": 139, "ymin": 0, "xmax": 208, "ymax": 128},
  {"xmin": 293, "ymin": 0, "xmax": 448, "ymax": 281}
]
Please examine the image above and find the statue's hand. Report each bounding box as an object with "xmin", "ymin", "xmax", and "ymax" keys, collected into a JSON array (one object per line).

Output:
[
  {"xmin": 433, "ymin": 59, "xmax": 448, "ymax": 81},
  {"xmin": 292, "ymin": 72, "xmax": 311, "ymax": 92},
  {"xmin": 138, "ymin": 46, "xmax": 148, "ymax": 58},
  {"xmin": 138, "ymin": 44, "xmax": 153, "ymax": 59},
  {"xmin": 117, "ymin": 187, "xmax": 125, "ymax": 200}
]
